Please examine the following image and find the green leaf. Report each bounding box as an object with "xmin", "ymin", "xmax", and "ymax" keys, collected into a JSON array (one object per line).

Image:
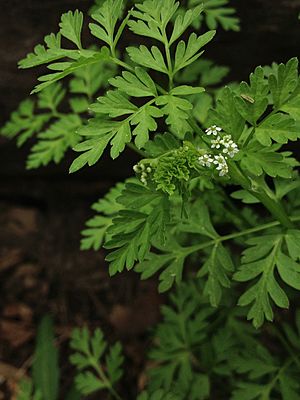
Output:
[
  {"xmin": 149, "ymin": 282, "xmax": 212, "ymax": 390},
  {"xmin": 1, "ymin": 99, "xmax": 50, "ymax": 146},
  {"xmin": 239, "ymin": 142, "xmax": 295, "ymax": 179},
  {"xmin": 231, "ymin": 382, "xmax": 270, "ymax": 400},
  {"xmin": 70, "ymin": 326, "xmax": 124, "ymax": 397},
  {"xmin": 255, "ymin": 113, "xmax": 300, "ymax": 146},
  {"xmin": 198, "ymin": 242, "xmax": 234, "ymax": 307},
  {"xmin": 285, "ymin": 229, "xmax": 300, "ymax": 260},
  {"xmin": 170, "ymin": 85, "xmax": 205, "ymax": 96},
  {"xmin": 81, "ymin": 182, "xmax": 126, "ymax": 251},
  {"xmin": 89, "ymin": 0, "xmax": 123, "ymax": 47},
  {"xmin": 127, "ymin": 45, "xmax": 168, "ymax": 74},
  {"xmin": 109, "ymin": 67, "xmax": 158, "ymax": 97},
  {"xmin": 235, "ymin": 66, "xmax": 269, "ymax": 125},
  {"xmin": 268, "ymin": 57, "xmax": 299, "ymax": 108},
  {"xmin": 37, "ymin": 82, "xmax": 66, "ymax": 111},
  {"xmin": 91, "ymin": 91, "xmax": 138, "ymax": 117},
  {"xmin": 137, "ymin": 390, "xmax": 179, "ymax": 400},
  {"xmin": 32, "ymin": 316, "xmax": 60, "ymax": 400},
  {"xmin": 208, "ymin": 86, "xmax": 245, "ymax": 142},
  {"xmin": 234, "ymin": 235, "xmax": 293, "ymax": 328},
  {"xmin": 280, "ymin": 93, "xmax": 300, "ymax": 122},
  {"xmin": 18, "ymin": 32, "xmax": 78, "ymax": 69},
  {"xmin": 231, "ymin": 190, "xmax": 259, "ymax": 204},
  {"xmin": 131, "ymin": 105, "xmax": 164, "ymax": 148},
  {"xmin": 144, "ymin": 132, "xmax": 180, "ymax": 157},
  {"xmin": 106, "ymin": 342, "xmax": 124, "ymax": 384},
  {"xmin": 178, "ymin": 199, "xmax": 218, "ymax": 239},
  {"xmin": 27, "ymin": 114, "xmax": 82, "ymax": 169},
  {"xmin": 276, "ymin": 251, "xmax": 300, "ymax": 290},
  {"xmin": 69, "ymin": 60, "xmax": 116, "ymax": 98},
  {"xmin": 17, "ymin": 380, "xmax": 42, "ymax": 400},
  {"xmin": 128, "ymin": 0, "xmax": 179, "ymax": 42},
  {"xmin": 70, "ymin": 117, "xmax": 131, "ymax": 172},
  {"xmin": 81, "ymin": 215, "xmax": 112, "ymax": 251},
  {"xmin": 69, "ymin": 129, "xmax": 114, "ymax": 173},
  {"xmin": 69, "ymin": 97, "xmax": 90, "ymax": 113},
  {"xmin": 75, "ymin": 372, "xmax": 108, "ymax": 395},
  {"xmin": 59, "ymin": 10, "xmax": 83, "ymax": 49},
  {"xmin": 105, "ymin": 184, "xmax": 169, "ymax": 275},
  {"xmin": 202, "ymin": 0, "xmax": 240, "ymax": 31},
  {"xmin": 170, "ymin": 5, "xmax": 203, "ymax": 44},
  {"xmin": 30, "ymin": 49, "xmax": 109, "ymax": 94},
  {"xmin": 174, "ymin": 31, "xmax": 216, "ymax": 73},
  {"xmin": 279, "ymin": 374, "xmax": 300, "ymax": 400},
  {"xmin": 155, "ymin": 95, "xmax": 193, "ymax": 138}
]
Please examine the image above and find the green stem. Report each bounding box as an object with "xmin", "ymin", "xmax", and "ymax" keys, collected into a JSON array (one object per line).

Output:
[
  {"xmin": 263, "ymin": 359, "xmax": 292, "ymax": 397},
  {"xmin": 270, "ymin": 326, "xmax": 300, "ymax": 369},
  {"xmin": 92, "ymin": 359, "xmax": 123, "ymax": 400},
  {"xmin": 182, "ymin": 215, "xmax": 300, "ymax": 257},
  {"xmin": 127, "ymin": 142, "xmax": 147, "ymax": 156},
  {"xmin": 229, "ymin": 163, "xmax": 293, "ymax": 228},
  {"xmin": 164, "ymin": 39, "xmax": 173, "ymax": 90},
  {"xmin": 110, "ymin": 57, "xmax": 135, "ymax": 73}
]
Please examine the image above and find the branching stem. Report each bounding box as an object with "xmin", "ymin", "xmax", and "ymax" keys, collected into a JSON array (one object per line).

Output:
[{"xmin": 182, "ymin": 215, "xmax": 300, "ymax": 257}]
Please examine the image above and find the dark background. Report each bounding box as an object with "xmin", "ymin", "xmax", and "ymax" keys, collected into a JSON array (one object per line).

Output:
[{"xmin": 0, "ymin": 0, "xmax": 299, "ymax": 398}]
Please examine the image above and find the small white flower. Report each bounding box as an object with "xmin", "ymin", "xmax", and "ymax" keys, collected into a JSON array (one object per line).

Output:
[
  {"xmin": 213, "ymin": 155, "xmax": 228, "ymax": 176},
  {"xmin": 133, "ymin": 165, "xmax": 140, "ymax": 173},
  {"xmin": 146, "ymin": 167, "xmax": 152, "ymax": 173},
  {"xmin": 199, "ymin": 153, "xmax": 214, "ymax": 167},
  {"xmin": 214, "ymin": 134, "xmax": 239, "ymax": 158},
  {"xmin": 211, "ymin": 136, "xmax": 223, "ymax": 149},
  {"xmin": 205, "ymin": 125, "xmax": 222, "ymax": 136}
]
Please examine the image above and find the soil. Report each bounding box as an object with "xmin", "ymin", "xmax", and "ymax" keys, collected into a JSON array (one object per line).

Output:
[{"xmin": 0, "ymin": 0, "xmax": 300, "ymax": 399}]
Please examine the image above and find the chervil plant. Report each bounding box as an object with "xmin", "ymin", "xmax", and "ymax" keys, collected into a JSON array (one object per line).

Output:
[{"xmin": 3, "ymin": 0, "xmax": 300, "ymax": 399}]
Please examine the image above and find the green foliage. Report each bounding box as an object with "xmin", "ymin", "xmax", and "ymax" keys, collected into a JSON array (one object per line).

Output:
[
  {"xmin": 105, "ymin": 181, "xmax": 170, "ymax": 275},
  {"xmin": 183, "ymin": 0, "xmax": 240, "ymax": 31},
  {"xmin": 17, "ymin": 316, "xmax": 59, "ymax": 400},
  {"xmin": 5, "ymin": 1, "xmax": 300, "ymax": 399},
  {"xmin": 234, "ymin": 231, "xmax": 300, "ymax": 327},
  {"xmin": 32, "ymin": 316, "xmax": 60, "ymax": 400},
  {"xmin": 81, "ymin": 181, "xmax": 126, "ymax": 250},
  {"xmin": 2, "ymin": 61, "xmax": 116, "ymax": 169},
  {"xmin": 89, "ymin": 0, "xmax": 124, "ymax": 51},
  {"xmin": 70, "ymin": 327, "xmax": 124, "ymax": 396},
  {"xmin": 1, "ymin": 99, "xmax": 51, "ymax": 146},
  {"xmin": 137, "ymin": 390, "xmax": 179, "ymax": 400},
  {"xmin": 17, "ymin": 380, "xmax": 42, "ymax": 400},
  {"xmin": 27, "ymin": 114, "xmax": 81, "ymax": 169},
  {"xmin": 18, "ymin": 10, "xmax": 109, "ymax": 94},
  {"xmin": 147, "ymin": 282, "xmax": 300, "ymax": 400}
]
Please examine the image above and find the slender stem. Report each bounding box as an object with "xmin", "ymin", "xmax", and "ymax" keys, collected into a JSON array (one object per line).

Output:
[
  {"xmin": 163, "ymin": 32, "xmax": 174, "ymax": 90},
  {"xmin": 229, "ymin": 163, "xmax": 293, "ymax": 228},
  {"xmin": 182, "ymin": 215, "xmax": 300, "ymax": 257},
  {"xmin": 263, "ymin": 359, "xmax": 292, "ymax": 397},
  {"xmin": 92, "ymin": 359, "xmax": 123, "ymax": 400},
  {"xmin": 110, "ymin": 57, "xmax": 135, "ymax": 73},
  {"xmin": 270, "ymin": 326, "xmax": 300, "ymax": 369},
  {"xmin": 113, "ymin": 10, "xmax": 132, "ymax": 54},
  {"xmin": 127, "ymin": 142, "xmax": 147, "ymax": 156}
]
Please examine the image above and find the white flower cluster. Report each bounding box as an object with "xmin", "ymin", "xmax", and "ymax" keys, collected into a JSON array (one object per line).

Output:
[
  {"xmin": 205, "ymin": 125, "xmax": 222, "ymax": 136},
  {"xmin": 133, "ymin": 163, "xmax": 152, "ymax": 185},
  {"xmin": 199, "ymin": 126, "xmax": 239, "ymax": 176}
]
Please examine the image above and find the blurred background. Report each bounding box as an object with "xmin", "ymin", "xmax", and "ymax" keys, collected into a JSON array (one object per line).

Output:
[{"xmin": 0, "ymin": 0, "xmax": 299, "ymax": 398}]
